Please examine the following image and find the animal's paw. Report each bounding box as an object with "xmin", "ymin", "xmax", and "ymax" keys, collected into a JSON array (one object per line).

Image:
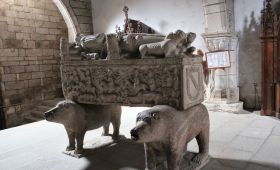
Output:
[
  {"xmin": 191, "ymin": 153, "xmax": 208, "ymax": 165},
  {"xmin": 101, "ymin": 132, "xmax": 109, "ymax": 136},
  {"xmin": 66, "ymin": 145, "xmax": 75, "ymax": 151},
  {"xmin": 185, "ymin": 153, "xmax": 209, "ymax": 170},
  {"xmin": 74, "ymin": 149, "xmax": 83, "ymax": 155},
  {"xmin": 185, "ymin": 163, "xmax": 197, "ymax": 170},
  {"xmin": 112, "ymin": 134, "xmax": 119, "ymax": 140}
]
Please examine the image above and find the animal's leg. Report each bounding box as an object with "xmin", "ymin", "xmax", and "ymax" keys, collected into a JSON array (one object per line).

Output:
[
  {"xmin": 65, "ymin": 128, "xmax": 75, "ymax": 151},
  {"xmin": 193, "ymin": 126, "xmax": 209, "ymax": 164},
  {"xmin": 112, "ymin": 108, "xmax": 121, "ymax": 140},
  {"xmin": 144, "ymin": 143, "xmax": 157, "ymax": 170},
  {"xmin": 163, "ymin": 42, "xmax": 176, "ymax": 58},
  {"xmin": 166, "ymin": 146, "xmax": 184, "ymax": 170},
  {"xmin": 75, "ymin": 130, "xmax": 86, "ymax": 154},
  {"xmin": 139, "ymin": 45, "xmax": 148, "ymax": 58},
  {"xmin": 102, "ymin": 123, "xmax": 110, "ymax": 136}
]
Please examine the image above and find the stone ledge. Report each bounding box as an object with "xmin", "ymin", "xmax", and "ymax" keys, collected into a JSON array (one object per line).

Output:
[{"xmin": 203, "ymin": 101, "xmax": 243, "ymax": 113}]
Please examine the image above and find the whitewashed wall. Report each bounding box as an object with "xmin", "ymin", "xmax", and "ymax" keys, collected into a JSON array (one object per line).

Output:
[{"xmin": 91, "ymin": 0, "xmax": 207, "ymax": 50}]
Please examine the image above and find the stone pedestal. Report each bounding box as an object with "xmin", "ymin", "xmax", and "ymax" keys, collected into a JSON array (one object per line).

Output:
[{"xmin": 202, "ymin": 0, "xmax": 243, "ymax": 112}]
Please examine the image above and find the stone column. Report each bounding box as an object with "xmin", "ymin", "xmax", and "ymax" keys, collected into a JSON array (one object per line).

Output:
[{"xmin": 202, "ymin": 0, "xmax": 243, "ymax": 112}]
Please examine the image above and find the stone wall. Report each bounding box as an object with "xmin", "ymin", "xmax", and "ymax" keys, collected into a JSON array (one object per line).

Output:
[
  {"xmin": 0, "ymin": 0, "xmax": 68, "ymax": 127},
  {"xmin": 54, "ymin": 0, "xmax": 93, "ymax": 42},
  {"xmin": 69, "ymin": 0, "xmax": 92, "ymax": 34}
]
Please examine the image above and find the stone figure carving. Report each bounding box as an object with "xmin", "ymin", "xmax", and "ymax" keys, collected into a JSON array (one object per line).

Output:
[
  {"xmin": 65, "ymin": 30, "xmax": 196, "ymax": 60},
  {"xmin": 119, "ymin": 33, "xmax": 165, "ymax": 58},
  {"xmin": 70, "ymin": 33, "xmax": 107, "ymax": 59},
  {"xmin": 67, "ymin": 32, "xmax": 166, "ymax": 59},
  {"xmin": 139, "ymin": 30, "xmax": 196, "ymax": 58},
  {"xmin": 106, "ymin": 33, "xmax": 121, "ymax": 60},
  {"xmin": 130, "ymin": 104, "xmax": 209, "ymax": 170},
  {"xmin": 63, "ymin": 28, "xmax": 199, "ymax": 61},
  {"xmin": 44, "ymin": 100, "xmax": 122, "ymax": 157}
]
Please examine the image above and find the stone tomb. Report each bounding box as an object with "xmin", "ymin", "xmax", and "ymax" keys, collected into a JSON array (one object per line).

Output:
[{"xmin": 61, "ymin": 57, "xmax": 204, "ymax": 110}]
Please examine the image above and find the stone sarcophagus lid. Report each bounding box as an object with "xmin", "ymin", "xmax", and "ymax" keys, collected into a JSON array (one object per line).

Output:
[{"xmin": 61, "ymin": 57, "xmax": 204, "ymax": 110}]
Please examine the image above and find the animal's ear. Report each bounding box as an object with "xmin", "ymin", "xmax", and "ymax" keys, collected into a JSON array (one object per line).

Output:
[
  {"xmin": 152, "ymin": 112, "xmax": 160, "ymax": 120},
  {"xmin": 64, "ymin": 103, "xmax": 72, "ymax": 109}
]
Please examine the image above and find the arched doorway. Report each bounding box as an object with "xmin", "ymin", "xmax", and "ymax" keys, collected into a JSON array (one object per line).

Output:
[
  {"xmin": 52, "ymin": 0, "xmax": 79, "ymax": 42},
  {"xmin": 0, "ymin": 0, "xmax": 68, "ymax": 128}
]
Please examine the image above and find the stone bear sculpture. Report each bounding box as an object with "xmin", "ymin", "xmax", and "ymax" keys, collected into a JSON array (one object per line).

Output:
[
  {"xmin": 130, "ymin": 104, "xmax": 209, "ymax": 170},
  {"xmin": 44, "ymin": 100, "xmax": 122, "ymax": 155}
]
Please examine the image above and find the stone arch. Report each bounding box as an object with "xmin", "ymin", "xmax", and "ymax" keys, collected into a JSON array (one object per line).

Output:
[
  {"xmin": 52, "ymin": 0, "xmax": 93, "ymax": 42},
  {"xmin": 52, "ymin": 0, "xmax": 79, "ymax": 42}
]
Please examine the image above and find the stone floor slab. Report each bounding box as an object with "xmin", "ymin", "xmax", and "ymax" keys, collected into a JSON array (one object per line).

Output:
[
  {"xmin": 245, "ymin": 163, "xmax": 278, "ymax": 170},
  {"xmin": 272, "ymin": 125, "xmax": 280, "ymax": 136},
  {"xmin": 251, "ymin": 135, "xmax": 280, "ymax": 168},
  {"xmin": 228, "ymin": 135, "xmax": 265, "ymax": 153},
  {"xmin": 240, "ymin": 127, "xmax": 272, "ymax": 139},
  {"xmin": 216, "ymin": 148, "xmax": 254, "ymax": 169},
  {"xmin": 0, "ymin": 108, "xmax": 280, "ymax": 170},
  {"xmin": 249, "ymin": 117, "xmax": 278, "ymax": 130}
]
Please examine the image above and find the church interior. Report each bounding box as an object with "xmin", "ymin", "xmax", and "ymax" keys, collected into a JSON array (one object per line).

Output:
[{"xmin": 0, "ymin": 0, "xmax": 280, "ymax": 169}]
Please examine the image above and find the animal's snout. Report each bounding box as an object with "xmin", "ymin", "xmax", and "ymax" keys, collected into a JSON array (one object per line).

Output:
[
  {"xmin": 44, "ymin": 110, "xmax": 54, "ymax": 120},
  {"xmin": 130, "ymin": 128, "xmax": 139, "ymax": 140}
]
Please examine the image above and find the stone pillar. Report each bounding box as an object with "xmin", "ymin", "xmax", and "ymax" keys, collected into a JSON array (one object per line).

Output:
[{"xmin": 202, "ymin": 0, "xmax": 243, "ymax": 112}]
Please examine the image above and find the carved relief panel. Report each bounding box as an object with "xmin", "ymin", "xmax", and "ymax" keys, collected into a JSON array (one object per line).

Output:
[{"xmin": 61, "ymin": 58, "xmax": 204, "ymax": 110}]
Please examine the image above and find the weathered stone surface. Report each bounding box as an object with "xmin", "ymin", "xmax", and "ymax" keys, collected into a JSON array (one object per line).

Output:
[
  {"xmin": 28, "ymin": 79, "xmax": 41, "ymax": 87},
  {"xmin": 44, "ymin": 100, "xmax": 122, "ymax": 155},
  {"xmin": 25, "ymin": 65, "xmax": 40, "ymax": 72},
  {"xmin": 61, "ymin": 57, "xmax": 204, "ymax": 110},
  {"xmin": 130, "ymin": 104, "xmax": 210, "ymax": 170},
  {"xmin": 0, "ymin": 0, "xmax": 68, "ymax": 127},
  {"xmin": 1, "ymin": 74, "xmax": 17, "ymax": 82}
]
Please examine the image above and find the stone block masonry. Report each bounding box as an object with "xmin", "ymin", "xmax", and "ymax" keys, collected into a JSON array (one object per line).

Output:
[
  {"xmin": 69, "ymin": 0, "xmax": 93, "ymax": 34},
  {"xmin": 0, "ymin": 0, "xmax": 68, "ymax": 127}
]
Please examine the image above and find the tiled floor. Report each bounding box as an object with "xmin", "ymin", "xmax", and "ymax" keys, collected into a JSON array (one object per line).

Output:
[{"xmin": 0, "ymin": 107, "xmax": 280, "ymax": 170}]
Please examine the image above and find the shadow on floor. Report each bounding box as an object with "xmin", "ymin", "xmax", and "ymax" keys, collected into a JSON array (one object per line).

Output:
[
  {"xmin": 83, "ymin": 139, "xmax": 145, "ymax": 170},
  {"xmin": 201, "ymin": 157, "xmax": 279, "ymax": 170},
  {"xmin": 81, "ymin": 138, "xmax": 278, "ymax": 170}
]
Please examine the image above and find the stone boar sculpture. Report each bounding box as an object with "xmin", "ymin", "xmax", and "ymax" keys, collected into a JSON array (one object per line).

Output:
[
  {"xmin": 44, "ymin": 100, "xmax": 122, "ymax": 155},
  {"xmin": 130, "ymin": 104, "xmax": 209, "ymax": 170}
]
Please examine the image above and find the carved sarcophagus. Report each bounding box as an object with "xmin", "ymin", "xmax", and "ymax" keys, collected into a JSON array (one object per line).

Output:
[{"xmin": 61, "ymin": 57, "xmax": 204, "ymax": 110}]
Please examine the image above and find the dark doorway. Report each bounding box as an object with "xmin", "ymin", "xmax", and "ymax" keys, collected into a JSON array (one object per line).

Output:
[{"xmin": 0, "ymin": 89, "xmax": 6, "ymax": 130}]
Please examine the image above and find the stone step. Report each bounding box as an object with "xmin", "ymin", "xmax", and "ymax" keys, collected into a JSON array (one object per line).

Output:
[
  {"xmin": 41, "ymin": 98, "xmax": 64, "ymax": 107},
  {"xmin": 24, "ymin": 115, "xmax": 43, "ymax": 123},
  {"xmin": 35, "ymin": 105, "xmax": 52, "ymax": 112},
  {"xmin": 22, "ymin": 98, "xmax": 64, "ymax": 124},
  {"xmin": 30, "ymin": 110, "xmax": 44, "ymax": 119}
]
